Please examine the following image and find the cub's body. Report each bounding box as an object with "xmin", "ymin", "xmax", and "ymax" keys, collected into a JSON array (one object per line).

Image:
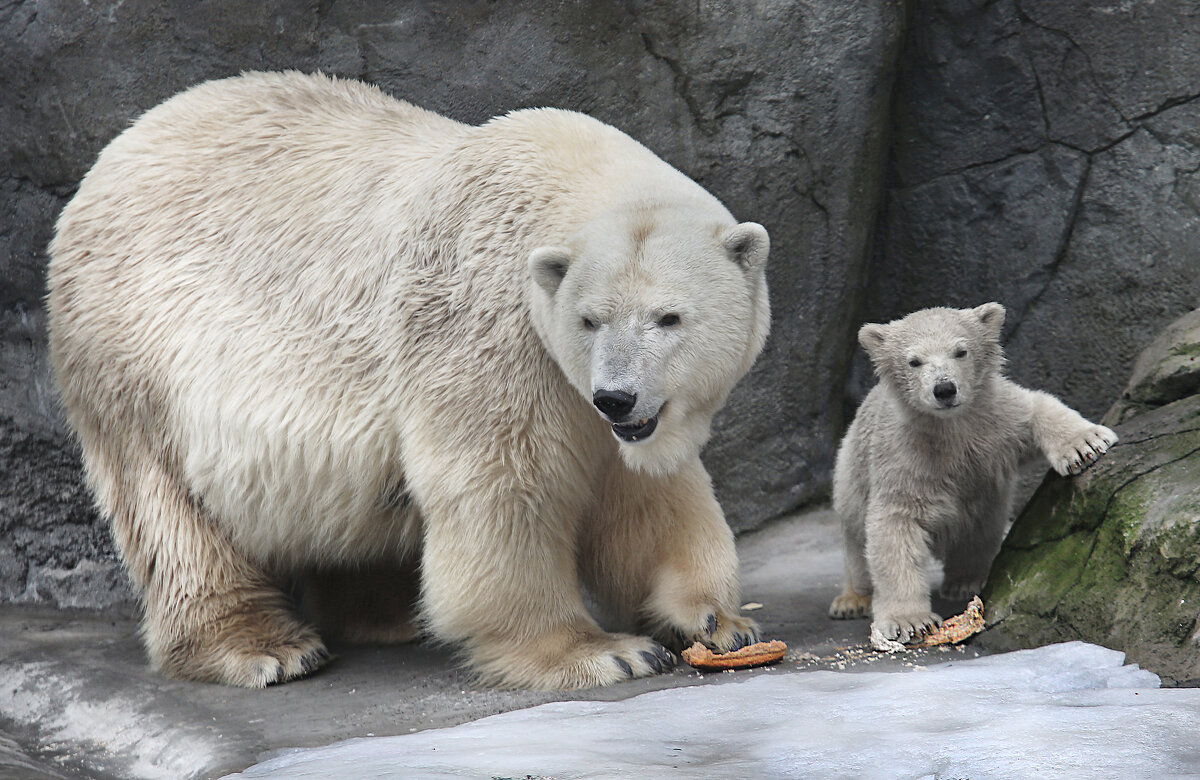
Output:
[{"xmin": 830, "ymin": 304, "xmax": 1117, "ymax": 642}]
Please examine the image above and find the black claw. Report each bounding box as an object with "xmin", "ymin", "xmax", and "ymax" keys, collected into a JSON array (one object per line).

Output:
[
  {"xmin": 654, "ymin": 645, "xmax": 677, "ymax": 670},
  {"xmin": 640, "ymin": 651, "xmax": 663, "ymax": 674},
  {"xmin": 705, "ymin": 613, "xmax": 718, "ymax": 637},
  {"xmin": 614, "ymin": 656, "xmax": 634, "ymax": 677}
]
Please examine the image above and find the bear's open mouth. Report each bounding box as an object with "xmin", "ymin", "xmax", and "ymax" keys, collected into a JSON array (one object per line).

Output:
[{"xmin": 612, "ymin": 413, "xmax": 659, "ymax": 443}]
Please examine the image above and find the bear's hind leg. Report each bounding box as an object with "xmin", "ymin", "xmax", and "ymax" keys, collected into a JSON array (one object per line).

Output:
[
  {"xmin": 581, "ymin": 459, "xmax": 759, "ymax": 653},
  {"xmin": 102, "ymin": 452, "xmax": 328, "ymax": 687},
  {"xmin": 829, "ymin": 519, "xmax": 873, "ymax": 619}
]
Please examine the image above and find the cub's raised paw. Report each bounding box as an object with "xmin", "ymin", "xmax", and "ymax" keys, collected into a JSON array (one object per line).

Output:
[
  {"xmin": 1049, "ymin": 424, "xmax": 1119, "ymax": 476},
  {"xmin": 872, "ymin": 610, "xmax": 942, "ymax": 644},
  {"xmin": 829, "ymin": 590, "xmax": 872, "ymax": 619}
]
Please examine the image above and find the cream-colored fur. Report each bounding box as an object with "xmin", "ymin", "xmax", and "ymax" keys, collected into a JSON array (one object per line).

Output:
[
  {"xmin": 829, "ymin": 303, "xmax": 1117, "ymax": 642},
  {"xmin": 46, "ymin": 71, "xmax": 769, "ymax": 689}
]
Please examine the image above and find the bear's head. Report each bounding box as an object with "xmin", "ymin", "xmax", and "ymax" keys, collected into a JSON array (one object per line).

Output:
[
  {"xmin": 528, "ymin": 203, "xmax": 770, "ymax": 475},
  {"xmin": 858, "ymin": 303, "xmax": 1006, "ymax": 416}
]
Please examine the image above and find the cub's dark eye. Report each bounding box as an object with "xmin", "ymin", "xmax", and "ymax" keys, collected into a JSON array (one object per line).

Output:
[
  {"xmin": 582, "ymin": 317, "xmax": 597, "ymax": 331},
  {"xmin": 658, "ymin": 313, "xmax": 681, "ymax": 328},
  {"xmin": 954, "ymin": 348, "xmax": 968, "ymax": 359},
  {"xmin": 908, "ymin": 358, "xmax": 923, "ymax": 368}
]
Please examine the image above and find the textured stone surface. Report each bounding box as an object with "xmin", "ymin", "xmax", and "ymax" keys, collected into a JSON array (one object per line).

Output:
[
  {"xmin": 858, "ymin": 0, "xmax": 1200, "ymax": 422},
  {"xmin": 0, "ymin": 0, "xmax": 906, "ymax": 605},
  {"xmin": 982, "ymin": 394, "xmax": 1200, "ymax": 685},
  {"xmin": 1105, "ymin": 308, "xmax": 1200, "ymax": 425}
]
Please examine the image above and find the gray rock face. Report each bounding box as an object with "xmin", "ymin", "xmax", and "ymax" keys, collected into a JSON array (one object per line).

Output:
[
  {"xmin": 1, "ymin": 1, "xmax": 906, "ymax": 605},
  {"xmin": 1106, "ymin": 309, "xmax": 1200, "ymax": 424},
  {"xmin": 858, "ymin": 0, "xmax": 1200, "ymax": 423},
  {"xmin": 983, "ymin": 308, "xmax": 1200, "ymax": 685}
]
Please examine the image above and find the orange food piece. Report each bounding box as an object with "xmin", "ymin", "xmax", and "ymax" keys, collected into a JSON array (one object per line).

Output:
[
  {"xmin": 681, "ymin": 639, "xmax": 787, "ymax": 671},
  {"xmin": 908, "ymin": 595, "xmax": 986, "ymax": 648}
]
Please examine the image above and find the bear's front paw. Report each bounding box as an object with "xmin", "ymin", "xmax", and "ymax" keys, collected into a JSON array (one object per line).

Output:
[
  {"xmin": 871, "ymin": 609, "xmax": 942, "ymax": 644},
  {"xmin": 666, "ymin": 607, "xmax": 760, "ymax": 653},
  {"xmin": 1049, "ymin": 424, "xmax": 1118, "ymax": 476},
  {"xmin": 471, "ymin": 630, "xmax": 677, "ymax": 690},
  {"xmin": 829, "ymin": 590, "xmax": 872, "ymax": 619}
]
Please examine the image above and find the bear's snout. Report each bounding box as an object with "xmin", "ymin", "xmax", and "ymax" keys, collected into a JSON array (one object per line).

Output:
[
  {"xmin": 933, "ymin": 380, "xmax": 958, "ymax": 406},
  {"xmin": 593, "ymin": 389, "xmax": 637, "ymax": 421}
]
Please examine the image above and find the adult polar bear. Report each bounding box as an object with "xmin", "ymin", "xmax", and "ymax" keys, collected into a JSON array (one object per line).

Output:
[{"xmin": 47, "ymin": 72, "xmax": 769, "ymax": 689}]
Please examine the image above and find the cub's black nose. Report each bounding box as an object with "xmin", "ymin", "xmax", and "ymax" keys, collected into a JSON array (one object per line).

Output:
[
  {"xmin": 934, "ymin": 380, "xmax": 958, "ymax": 402},
  {"xmin": 593, "ymin": 389, "xmax": 637, "ymax": 420}
]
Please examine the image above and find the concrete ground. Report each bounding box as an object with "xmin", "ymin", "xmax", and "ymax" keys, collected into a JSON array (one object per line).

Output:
[{"xmin": 0, "ymin": 507, "xmax": 984, "ymax": 780}]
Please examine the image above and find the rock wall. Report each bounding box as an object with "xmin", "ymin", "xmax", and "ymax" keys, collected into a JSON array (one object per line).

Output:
[
  {"xmin": 1, "ymin": 0, "xmax": 1197, "ymax": 607},
  {"xmin": 983, "ymin": 308, "xmax": 1200, "ymax": 685},
  {"xmin": 857, "ymin": 0, "xmax": 1200, "ymax": 423}
]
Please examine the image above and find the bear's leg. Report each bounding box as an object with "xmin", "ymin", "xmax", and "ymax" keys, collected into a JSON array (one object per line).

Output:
[
  {"xmin": 416, "ymin": 485, "xmax": 674, "ymax": 690},
  {"xmin": 1027, "ymin": 389, "xmax": 1118, "ymax": 476},
  {"xmin": 100, "ymin": 452, "xmax": 328, "ymax": 687},
  {"xmin": 865, "ymin": 499, "xmax": 941, "ymax": 642},
  {"xmin": 829, "ymin": 525, "xmax": 873, "ymax": 619},
  {"xmin": 300, "ymin": 559, "xmax": 423, "ymax": 644},
  {"xmin": 580, "ymin": 459, "xmax": 759, "ymax": 653},
  {"xmin": 938, "ymin": 490, "xmax": 1012, "ymax": 601}
]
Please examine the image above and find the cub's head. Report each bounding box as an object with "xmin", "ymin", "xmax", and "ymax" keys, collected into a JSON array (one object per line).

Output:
[
  {"xmin": 859, "ymin": 303, "xmax": 1006, "ymax": 415},
  {"xmin": 528, "ymin": 204, "xmax": 770, "ymax": 475}
]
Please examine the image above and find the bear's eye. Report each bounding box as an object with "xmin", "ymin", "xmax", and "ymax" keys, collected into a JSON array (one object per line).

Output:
[
  {"xmin": 954, "ymin": 348, "xmax": 968, "ymax": 359},
  {"xmin": 908, "ymin": 358, "xmax": 923, "ymax": 368},
  {"xmin": 582, "ymin": 317, "xmax": 598, "ymax": 331},
  {"xmin": 658, "ymin": 313, "xmax": 681, "ymax": 328}
]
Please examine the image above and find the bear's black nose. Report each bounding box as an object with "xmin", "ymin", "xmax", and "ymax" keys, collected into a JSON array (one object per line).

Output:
[
  {"xmin": 593, "ymin": 389, "xmax": 637, "ymax": 420},
  {"xmin": 933, "ymin": 380, "xmax": 958, "ymax": 403}
]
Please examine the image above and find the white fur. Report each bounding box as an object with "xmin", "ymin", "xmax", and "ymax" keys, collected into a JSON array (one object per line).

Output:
[
  {"xmin": 46, "ymin": 72, "xmax": 769, "ymax": 688},
  {"xmin": 829, "ymin": 303, "xmax": 1117, "ymax": 643}
]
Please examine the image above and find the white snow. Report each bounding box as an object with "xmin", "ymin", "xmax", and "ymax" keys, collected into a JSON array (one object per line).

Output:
[{"xmin": 225, "ymin": 641, "xmax": 1200, "ymax": 779}]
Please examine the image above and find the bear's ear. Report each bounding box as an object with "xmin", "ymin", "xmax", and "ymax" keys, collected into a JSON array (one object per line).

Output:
[
  {"xmin": 972, "ymin": 302, "xmax": 1006, "ymax": 335},
  {"xmin": 722, "ymin": 222, "xmax": 769, "ymax": 274},
  {"xmin": 529, "ymin": 246, "xmax": 572, "ymax": 296},
  {"xmin": 858, "ymin": 322, "xmax": 889, "ymax": 360}
]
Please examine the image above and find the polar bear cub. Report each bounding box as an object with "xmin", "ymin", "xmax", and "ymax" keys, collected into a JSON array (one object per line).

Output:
[{"xmin": 828, "ymin": 303, "xmax": 1117, "ymax": 642}]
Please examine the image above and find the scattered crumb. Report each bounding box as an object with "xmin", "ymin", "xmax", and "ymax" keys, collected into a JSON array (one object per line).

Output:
[{"xmin": 740, "ymin": 602, "xmax": 764, "ymax": 611}]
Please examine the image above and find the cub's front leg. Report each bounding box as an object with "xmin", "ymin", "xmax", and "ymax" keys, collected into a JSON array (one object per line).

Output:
[
  {"xmin": 1027, "ymin": 389, "xmax": 1118, "ymax": 476},
  {"xmin": 864, "ymin": 498, "xmax": 941, "ymax": 643},
  {"xmin": 580, "ymin": 459, "xmax": 760, "ymax": 654}
]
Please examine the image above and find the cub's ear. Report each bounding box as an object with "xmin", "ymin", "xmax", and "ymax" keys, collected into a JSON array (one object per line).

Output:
[
  {"xmin": 722, "ymin": 222, "xmax": 769, "ymax": 273},
  {"xmin": 972, "ymin": 302, "xmax": 1006, "ymax": 334},
  {"xmin": 529, "ymin": 246, "xmax": 572, "ymax": 296},
  {"xmin": 858, "ymin": 322, "xmax": 889, "ymax": 360}
]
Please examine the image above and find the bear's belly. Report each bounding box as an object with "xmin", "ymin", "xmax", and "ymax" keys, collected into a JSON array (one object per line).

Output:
[{"xmin": 179, "ymin": 413, "xmax": 421, "ymax": 568}]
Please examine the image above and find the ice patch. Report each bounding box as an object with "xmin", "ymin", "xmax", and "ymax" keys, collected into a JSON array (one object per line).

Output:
[{"xmin": 225, "ymin": 642, "xmax": 1200, "ymax": 779}]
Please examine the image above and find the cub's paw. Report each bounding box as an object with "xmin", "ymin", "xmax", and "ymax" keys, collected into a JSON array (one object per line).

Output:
[
  {"xmin": 872, "ymin": 610, "xmax": 942, "ymax": 644},
  {"xmin": 1049, "ymin": 424, "xmax": 1118, "ymax": 476},
  {"xmin": 938, "ymin": 579, "xmax": 985, "ymax": 601},
  {"xmin": 829, "ymin": 590, "xmax": 872, "ymax": 619},
  {"xmin": 154, "ymin": 607, "xmax": 330, "ymax": 688},
  {"xmin": 471, "ymin": 630, "xmax": 677, "ymax": 690}
]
